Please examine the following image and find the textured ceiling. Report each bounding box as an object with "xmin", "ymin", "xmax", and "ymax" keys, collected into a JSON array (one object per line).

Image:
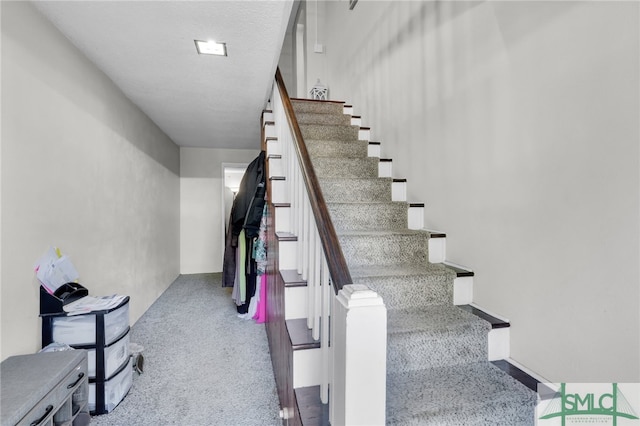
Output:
[{"xmin": 33, "ymin": 0, "xmax": 294, "ymax": 149}]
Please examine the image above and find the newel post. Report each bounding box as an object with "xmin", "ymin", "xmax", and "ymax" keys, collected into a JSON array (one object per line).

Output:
[{"xmin": 331, "ymin": 284, "xmax": 387, "ymax": 426}]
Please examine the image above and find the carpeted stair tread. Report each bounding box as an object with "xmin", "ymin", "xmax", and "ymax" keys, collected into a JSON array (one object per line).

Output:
[
  {"xmin": 353, "ymin": 273, "xmax": 454, "ymax": 309},
  {"xmin": 339, "ymin": 231, "xmax": 429, "ymax": 267},
  {"xmin": 300, "ymin": 123, "xmax": 359, "ymax": 141},
  {"xmin": 319, "ymin": 178, "xmax": 393, "ymax": 202},
  {"xmin": 295, "ymin": 112, "xmax": 352, "ymax": 126},
  {"xmin": 386, "ymin": 306, "xmax": 489, "ymax": 371},
  {"xmin": 328, "ymin": 202, "xmax": 408, "ymax": 231},
  {"xmin": 328, "ymin": 200, "xmax": 406, "ymax": 205},
  {"xmin": 349, "ymin": 264, "xmax": 455, "ymax": 309},
  {"xmin": 386, "ymin": 362, "xmax": 537, "ymax": 425},
  {"xmin": 348, "ymin": 263, "xmax": 453, "ymax": 279},
  {"xmin": 387, "ymin": 305, "xmax": 489, "ymax": 334},
  {"xmin": 311, "ymin": 157, "xmax": 379, "ymax": 179},
  {"xmin": 306, "ymin": 139, "xmax": 369, "ymax": 158},
  {"xmin": 337, "ymin": 229, "xmax": 429, "ymax": 237},
  {"xmin": 291, "ymin": 99, "xmax": 344, "ymax": 115}
]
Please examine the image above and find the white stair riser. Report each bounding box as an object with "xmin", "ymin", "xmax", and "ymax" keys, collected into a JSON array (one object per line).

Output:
[
  {"xmin": 264, "ymin": 123, "xmax": 276, "ymax": 138},
  {"xmin": 408, "ymin": 206, "xmax": 424, "ymax": 230},
  {"xmin": 378, "ymin": 161, "xmax": 392, "ymax": 178},
  {"xmin": 278, "ymin": 240, "xmax": 297, "ymax": 270},
  {"xmin": 368, "ymin": 144, "xmax": 381, "ymax": 158},
  {"xmin": 274, "ymin": 206, "xmax": 291, "ymax": 233},
  {"xmin": 266, "ymin": 138, "xmax": 281, "ymax": 155},
  {"xmin": 263, "ymin": 112, "xmax": 274, "ymax": 122},
  {"xmin": 358, "ymin": 128, "xmax": 370, "ymax": 141},
  {"xmin": 391, "ymin": 181, "xmax": 406, "ymax": 202},
  {"xmin": 488, "ymin": 328, "xmax": 510, "ymax": 361},
  {"xmin": 293, "ymin": 348, "xmax": 322, "ymax": 388},
  {"xmin": 453, "ymin": 276, "xmax": 474, "ymax": 305},
  {"xmin": 428, "ymin": 236, "xmax": 445, "ymax": 262},
  {"xmin": 267, "ymin": 157, "xmax": 283, "ymax": 178},
  {"xmin": 270, "ymin": 179, "xmax": 287, "ymax": 204},
  {"xmin": 285, "ymin": 286, "xmax": 308, "ymax": 320},
  {"xmin": 350, "ymin": 117, "xmax": 362, "ymax": 126}
]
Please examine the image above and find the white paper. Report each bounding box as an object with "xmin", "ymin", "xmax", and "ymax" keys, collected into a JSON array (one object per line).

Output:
[
  {"xmin": 63, "ymin": 294, "xmax": 127, "ymax": 315},
  {"xmin": 35, "ymin": 247, "xmax": 79, "ymax": 293}
]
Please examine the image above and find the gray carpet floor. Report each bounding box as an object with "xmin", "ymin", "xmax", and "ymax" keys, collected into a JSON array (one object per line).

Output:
[{"xmin": 90, "ymin": 273, "xmax": 281, "ymax": 426}]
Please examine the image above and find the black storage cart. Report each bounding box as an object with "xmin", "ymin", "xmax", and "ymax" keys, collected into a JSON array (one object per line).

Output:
[{"xmin": 40, "ymin": 284, "xmax": 131, "ymax": 415}]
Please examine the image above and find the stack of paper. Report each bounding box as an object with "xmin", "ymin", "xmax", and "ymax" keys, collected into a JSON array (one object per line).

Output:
[{"xmin": 63, "ymin": 294, "xmax": 128, "ymax": 315}]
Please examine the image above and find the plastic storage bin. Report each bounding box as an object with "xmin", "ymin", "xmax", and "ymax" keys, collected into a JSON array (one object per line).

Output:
[
  {"xmin": 88, "ymin": 357, "xmax": 133, "ymax": 413},
  {"xmin": 52, "ymin": 303, "xmax": 129, "ymax": 346},
  {"xmin": 86, "ymin": 330, "xmax": 130, "ymax": 379}
]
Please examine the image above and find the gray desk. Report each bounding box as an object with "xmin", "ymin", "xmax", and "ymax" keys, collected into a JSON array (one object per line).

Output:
[{"xmin": 1, "ymin": 351, "xmax": 89, "ymax": 426}]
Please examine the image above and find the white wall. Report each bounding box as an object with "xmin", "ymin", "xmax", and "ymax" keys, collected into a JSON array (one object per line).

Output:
[
  {"xmin": 180, "ymin": 147, "xmax": 259, "ymax": 274},
  {"xmin": 315, "ymin": 1, "xmax": 639, "ymax": 382},
  {"xmin": 1, "ymin": 2, "xmax": 180, "ymax": 360},
  {"xmin": 299, "ymin": 0, "xmax": 329, "ymax": 98}
]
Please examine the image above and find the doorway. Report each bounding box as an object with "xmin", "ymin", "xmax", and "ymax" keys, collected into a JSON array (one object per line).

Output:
[{"xmin": 221, "ymin": 164, "xmax": 248, "ymax": 258}]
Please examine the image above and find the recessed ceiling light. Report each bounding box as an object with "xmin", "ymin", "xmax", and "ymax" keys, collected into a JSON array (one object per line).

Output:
[{"xmin": 194, "ymin": 40, "xmax": 227, "ymax": 56}]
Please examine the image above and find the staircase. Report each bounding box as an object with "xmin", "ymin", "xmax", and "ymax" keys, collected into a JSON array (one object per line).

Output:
[{"xmin": 287, "ymin": 98, "xmax": 537, "ymax": 425}]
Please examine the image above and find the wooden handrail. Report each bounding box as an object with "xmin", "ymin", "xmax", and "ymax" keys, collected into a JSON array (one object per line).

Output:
[{"xmin": 274, "ymin": 68, "xmax": 352, "ymax": 293}]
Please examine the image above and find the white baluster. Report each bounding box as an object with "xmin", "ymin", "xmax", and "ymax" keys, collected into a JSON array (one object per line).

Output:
[
  {"xmin": 296, "ymin": 163, "xmax": 303, "ymax": 275},
  {"xmin": 307, "ymin": 215, "xmax": 315, "ymax": 330},
  {"xmin": 312, "ymin": 233, "xmax": 321, "ymax": 341},
  {"xmin": 321, "ymin": 258, "xmax": 330, "ymax": 404}
]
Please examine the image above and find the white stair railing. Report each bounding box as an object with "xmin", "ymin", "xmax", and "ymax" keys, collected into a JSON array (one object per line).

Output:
[{"xmin": 267, "ymin": 69, "xmax": 387, "ymax": 426}]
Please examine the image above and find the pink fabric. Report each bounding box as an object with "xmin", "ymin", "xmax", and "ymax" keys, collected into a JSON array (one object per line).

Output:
[{"xmin": 253, "ymin": 274, "xmax": 267, "ymax": 323}]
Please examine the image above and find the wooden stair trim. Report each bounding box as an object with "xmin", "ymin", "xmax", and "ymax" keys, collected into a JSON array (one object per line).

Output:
[
  {"xmin": 445, "ymin": 264, "xmax": 475, "ymax": 277},
  {"xmin": 287, "ymin": 318, "xmax": 320, "ymax": 350},
  {"xmin": 290, "ymin": 97, "xmax": 346, "ymax": 105},
  {"xmin": 276, "ymin": 232, "xmax": 297, "ymax": 242},
  {"xmin": 295, "ymin": 386, "xmax": 329, "ymax": 426},
  {"xmin": 458, "ymin": 304, "xmax": 509, "ymax": 329},
  {"xmin": 280, "ymin": 269, "xmax": 306, "ymax": 287},
  {"xmin": 491, "ymin": 360, "xmax": 541, "ymax": 393}
]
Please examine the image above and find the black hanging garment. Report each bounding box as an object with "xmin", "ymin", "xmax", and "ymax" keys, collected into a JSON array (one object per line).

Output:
[{"xmin": 222, "ymin": 151, "xmax": 267, "ymax": 313}]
